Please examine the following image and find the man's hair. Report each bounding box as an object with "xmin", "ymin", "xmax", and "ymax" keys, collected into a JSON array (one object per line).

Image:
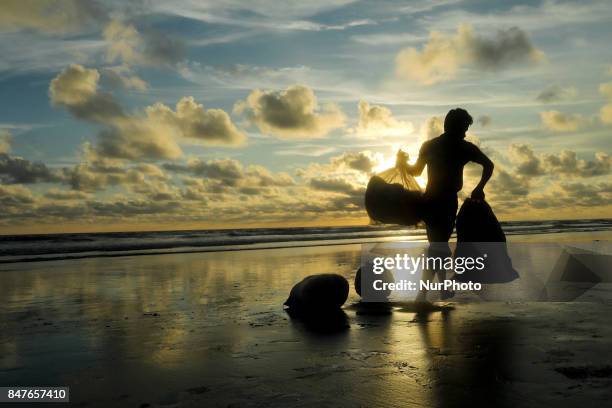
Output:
[{"xmin": 444, "ymin": 108, "xmax": 473, "ymax": 133}]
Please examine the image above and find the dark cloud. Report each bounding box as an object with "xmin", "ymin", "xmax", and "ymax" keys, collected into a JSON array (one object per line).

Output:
[
  {"xmin": 246, "ymin": 165, "xmax": 294, "ymax": 187},
  {"xmin": 142, "ymin": 29, "xmax": 185, "ymax": 67},
  {"xmin": 0, "ymin": 153, "xmax": 63, "ymax": 184},
  {"xmin": 93, "ymin": 125, "xmax": 181, "ymax": 161},
  {"xmin": 536, "ymin": 85, "xmax": 577, "ymax": 103},
  {"xmin": 477, "ymin": 115, "xmax": 492, "ymax": 127},
  {"xmin": 331, "ymin": 151, "xmax": 378, "ymax": 174},
  {"xmin": 164, "ymin": 159, "xmax": 294, "ymax": 193},
  {"xmin": 510, "ymin": 145, "xmax": 609, "ymax": 178},
  {"xmin": 309, "ymin": 177, "xmax": 364, "ymax": 195},
  {"xmin": 0, "ymin": 184, "xmax": 35, "ymax": 207},
  {"xmin": 530, "ymin": 182, "xmax": 611, "ymax": 209},
  {"xmin": 510, "ymin": 144, "xmax": 545, "ymax": 177},
  {"xmin": 44, "ymin": 188, "xmax": 91, "ymax": 200},
  {"xmin": 65, "ymin": 159, "xmax": 168, "ymax": 192},
  {"xmin": 543, "ymin": 150, "xmax": 610, "ymax": 177},
  {"xmin": 490, "ymin": 169, "xmax": 530, "ymax": 198},
  {"xmin": 164, "ymin": 159, "xmax": 243, "ymax": 185},
  {"xmin": 467, "ymin": 26, "xmax": 544, "ymax": 70},
  {"xmin": 68, "ymin": 94, "xmax": 126, "ymax": 124},
  {"xmin": 88, "ymin": 199, "xmax": 179, "ymax": 217}
]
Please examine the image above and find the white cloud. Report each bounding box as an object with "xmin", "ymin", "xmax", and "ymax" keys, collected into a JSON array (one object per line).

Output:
[
  {"xmin": 599, "ymin": 81, "xmax": 612, "ymax": 124},
  {"xmin": 0, "ymin": 130, "xmax": 12, "ymax": 154},
  {"xmin": 49, "ymin": 65, "xmax": 245, "ymax": 160},
  {"xmin": 147, "ymin": 97, "xmax": 246, "ymax": 146},
  {"xmin": 103, "ymin": 19, "xmax": 185, "ymax": 68},
  {"xmin": 396, "ymin": 24, "xmax": 545, "ymax": 85},
  {"xmin": 49, "ymin": 64, "xmax": 101, "ymax": 106},
  {"xmin": 421, "ymin": 116, "xmax": 444, "ymax": 140},
  {"xmin": 540, "ymin": 110, "xmax": 585, "ymax": 132},
  {"xmin": 351, "ymin": 100, "xmax": 414, "ymax": 138},
  {"xmin": 0, "ymin": 184, "xmax": 35, "ymax": 207},
  {"xmin": 234, "ymin": 85, "xmax": 345, "ymax": 139}
]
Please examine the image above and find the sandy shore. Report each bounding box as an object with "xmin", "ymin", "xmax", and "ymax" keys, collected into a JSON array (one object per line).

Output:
[{"xmin": 1, "ymin": 231, "xmax": 611, "ymax": 407}]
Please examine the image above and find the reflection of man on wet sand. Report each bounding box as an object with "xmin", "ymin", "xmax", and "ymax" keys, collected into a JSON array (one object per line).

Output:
[{"xmin": 407, "ymin": 108, "xmax": 494, "ymax": 301}]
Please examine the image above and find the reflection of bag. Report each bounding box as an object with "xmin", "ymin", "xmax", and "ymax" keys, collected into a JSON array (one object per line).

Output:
[
  {"xmin": 454, "ymin": 198, "xmax": 519, "ymax": 283},
  {"xmin": 364, "ymin": 150, "xmax": 422, "ymax": 226}
]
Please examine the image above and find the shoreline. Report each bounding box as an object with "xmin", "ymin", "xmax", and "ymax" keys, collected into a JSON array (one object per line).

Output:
[{"xmin": 1, "ymin": 229, "xmax": 610, "ymax": 266}]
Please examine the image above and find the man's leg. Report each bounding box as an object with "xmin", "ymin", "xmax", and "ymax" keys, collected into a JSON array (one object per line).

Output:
[{"xmin": 416, "ymin": 197, "xmax": 457, "ymax": 302}]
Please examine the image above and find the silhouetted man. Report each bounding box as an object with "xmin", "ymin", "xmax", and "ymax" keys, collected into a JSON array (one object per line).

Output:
[{"xmin": 408, "ymin": 108, "xmax": 494, "ymax": 301}]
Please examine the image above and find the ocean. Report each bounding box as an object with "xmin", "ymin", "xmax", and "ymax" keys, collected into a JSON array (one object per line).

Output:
[{"xmin": 0, "ymin": 219, "xmax": 610, "ymax": 264}]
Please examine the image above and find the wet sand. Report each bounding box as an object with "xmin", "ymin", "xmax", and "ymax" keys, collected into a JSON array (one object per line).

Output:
[{"xmin": 1, "ymin": 232, "xmax": 611, "ymax": 407}]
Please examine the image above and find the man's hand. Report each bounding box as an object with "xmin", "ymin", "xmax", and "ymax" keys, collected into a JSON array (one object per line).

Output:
[{"xmin": 471, "ymin": 187, "xmax": 485, "ymax": 201}]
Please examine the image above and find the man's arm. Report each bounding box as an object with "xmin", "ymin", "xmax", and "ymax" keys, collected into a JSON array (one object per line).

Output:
[{"xmin": 469, "ymin": 146, "xmax": 494, "ymax": 200}]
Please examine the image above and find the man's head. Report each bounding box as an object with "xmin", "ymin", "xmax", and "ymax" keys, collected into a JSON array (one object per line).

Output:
[{"xmin": 444, "ymin": 108, "xmax": 473, "ymax": 137}]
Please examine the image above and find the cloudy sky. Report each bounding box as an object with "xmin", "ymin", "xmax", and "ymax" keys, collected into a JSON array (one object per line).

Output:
[{"xmin": 0, "ymin": 0, "xmax": 610, "ymax": 234}]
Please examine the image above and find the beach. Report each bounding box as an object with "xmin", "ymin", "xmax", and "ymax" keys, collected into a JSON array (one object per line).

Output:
[{"xmin": 1, "ymin": 229, "xmax": 611, "ymax": 407}]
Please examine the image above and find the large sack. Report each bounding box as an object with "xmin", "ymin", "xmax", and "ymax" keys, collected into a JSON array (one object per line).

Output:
[
  {"xmin": 454, "ymin": 199, "xmax": 519, "ymax": 284},
  {"xmin": 365, "ymin": 176, "xmax": 422, "ymax": 226},
  {"xmin": 284, "ymin": 274, "xmax": 349, "ymax": 311},
  {"xmin": 364, "ymin": 150, "xmax": 423, "ymax": 226}
]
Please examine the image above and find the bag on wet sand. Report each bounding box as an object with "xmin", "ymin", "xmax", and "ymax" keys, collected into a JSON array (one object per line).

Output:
[
  {"xmin": 354, "ymin": 267, "xmax": 394, "ymax": 300},
  {"xmin": 454, "ymin": 198, "xmax": 519, "ymax": 284},
  {"xmin": 284, "ymin": 274, "xmax": 349, "ymax": 311},
  {"xmin": 365, "ymin": 150, "xmax": 423, "ymax": 226}
]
